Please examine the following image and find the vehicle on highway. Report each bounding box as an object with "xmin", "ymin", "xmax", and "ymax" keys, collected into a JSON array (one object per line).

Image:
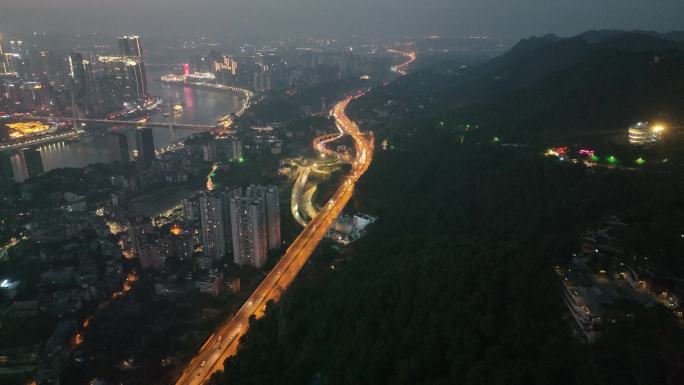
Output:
[{"xmin": 174, "ymin": 93, "xmax": 371, "ymax": 385}]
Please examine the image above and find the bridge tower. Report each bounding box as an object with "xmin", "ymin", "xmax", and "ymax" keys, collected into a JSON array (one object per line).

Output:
[
  {"xmin": 70, "ymin": 90, "xmax": 82, "ymax": 131},
  {"xmin": 168, "ymin": 97, "xmax": 175, "ymax": 131}
]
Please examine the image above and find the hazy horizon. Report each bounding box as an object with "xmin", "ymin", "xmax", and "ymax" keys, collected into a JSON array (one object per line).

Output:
[{"xmin": 1, "ymin": 0, "xmax": 683, "ymax": 41}]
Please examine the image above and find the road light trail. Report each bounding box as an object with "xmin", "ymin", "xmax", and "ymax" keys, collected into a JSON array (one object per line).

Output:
[
  {"xmin": 206, "ymin": 163, "xmax": 219, "ymax": 191},
  {"xmin": 387, "ymin": 49, "xmax": 416, "ymax": 75},
  {"xmin": 175, "ymin": 93, "xmax": 374, "ymax": 385},
  {"xmin": 292, "ymin": 122, "xmax": 350, "ymax": 226},
  {"xmin": 312, "ymin": 132, "xmax": 351, "ymax": 163}
]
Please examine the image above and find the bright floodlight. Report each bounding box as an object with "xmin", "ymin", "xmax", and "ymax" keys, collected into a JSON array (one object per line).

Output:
[{"xmin": 652, "ymin": 124, "xmax": 666, "ymax": 133}]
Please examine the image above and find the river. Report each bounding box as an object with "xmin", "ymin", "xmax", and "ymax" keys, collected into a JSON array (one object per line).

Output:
[{"xmin": 8, "ymin": 69, "xmax": 245, "ymax": 182}]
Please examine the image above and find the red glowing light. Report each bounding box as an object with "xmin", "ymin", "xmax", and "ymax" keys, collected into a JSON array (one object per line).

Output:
[{"xmin": 183, "ymin": 63, "xmax": 190, "ymax": 76}]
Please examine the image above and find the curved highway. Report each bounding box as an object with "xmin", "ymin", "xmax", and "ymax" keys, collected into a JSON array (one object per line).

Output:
[
  {"xmin": 175, "ymin": 93, "xmax": 373, "ymax": 385},
  {"xmin": 387, "ymin": 48, "xmax": 416, "ymax": 75},
  {"xmin": 291, "ymin": 116, "xmax": 352, "ymax": 226}
]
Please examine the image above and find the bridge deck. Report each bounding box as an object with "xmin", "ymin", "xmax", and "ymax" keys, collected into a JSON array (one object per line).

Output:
[{"xmin": 26, "ymin": 116, "xmax": 215, "ymax": 130}]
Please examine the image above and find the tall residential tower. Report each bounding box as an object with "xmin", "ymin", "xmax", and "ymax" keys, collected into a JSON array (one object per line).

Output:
[
  {"xmin": 230, "ymin": 194, "xmax": 268, "ymax": 268},
  {"xmin": 229, "ymin": 185, "xmax": 281, "ymax": 268},
  {"xmin": 199, "ymin": 193, "xmax": 228, "ymax": 261}
]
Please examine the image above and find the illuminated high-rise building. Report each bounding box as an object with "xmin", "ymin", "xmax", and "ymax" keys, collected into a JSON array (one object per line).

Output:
[
  {"xmin": 69, "ymin": 52, "xmax": 95, "ymax": 114},
  {"xmin": 111, "ymin": 35, "xmax": 147, "ymax": 98},
  {"xmin": 230, "ymin": 194, "xmax": 268, "ymax": 268},
  {"xmin": 8, "ymin": 40, "xmax": 23, "ymax": 54},
  {"xmin": 69, "ymin": 53, "xmax": 92, "ymax": 86},
  {"xmin": 199, "ymin": 193, "xmax": 228, "ymax": 261},
  {"xmin": 1, "ymin": 41, "xmax": 29, "ymax": 79},
  {"xmin": 99, "ymin": 55, "xmax": 148, "ymax": 100},
  {"xmin": 229, "ymin": 185, "xmax": 281, "ymax": 268},
  {"xmin": 247, "ymin": 185, "xmax": 281, "ymax": 250},
  {"xmin": 127, "ymin": 60, "xmax": 148, "ymax": 98},
  {"xmin": 3, "ymin": 52, "xmax": 20, "ymax": 75},
  {"xmin": 214, "ymin": 56, "xmax": 239, "ymax": 84},
  {"xmin": 118, "ymin": 36, "xmax": 143, "ymax": 59}
]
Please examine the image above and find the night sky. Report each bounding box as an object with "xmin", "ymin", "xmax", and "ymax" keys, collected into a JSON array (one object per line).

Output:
[{"xmin": 2, "ymin": 0, "xmax": 684, "ymax": 39}]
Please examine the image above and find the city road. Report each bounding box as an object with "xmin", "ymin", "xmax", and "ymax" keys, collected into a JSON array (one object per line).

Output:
[{"xmin": 174, "ymin": 93, "xmax": 373, "ymax": 385}]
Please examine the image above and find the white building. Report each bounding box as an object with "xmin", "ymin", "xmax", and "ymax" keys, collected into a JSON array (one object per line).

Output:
[
  {"xmin": 628, "ymin": 121, "xmax": 665, "ymax": 145},
  {"xmin": 202, "ymin": 141, "xmax": 218, "ymax": 161},
  {"xmin": 231, "ymin": 139, "xmax": 243, "ymax": 161}
]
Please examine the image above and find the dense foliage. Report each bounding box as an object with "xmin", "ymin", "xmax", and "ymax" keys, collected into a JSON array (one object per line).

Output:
[
  {"xmin": 211, "ymin": 130, "xmax": 684, "ymax": 385},
  {"xmin": 210, "ymin": 31, "xmax": 684, "ymax": 385}
]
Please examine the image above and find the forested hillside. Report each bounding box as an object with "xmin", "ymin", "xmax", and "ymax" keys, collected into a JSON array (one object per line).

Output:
[
  {"xmin": 351, "ymin": 32, "xmax": 684, "ymax": 144},
  {"xmin": 210, "ymin": 31, "xmax": 684, "ymax": 385},
  {"xmin": 211, "ymin": 130, "xmax": 684, "ymax": 385}
]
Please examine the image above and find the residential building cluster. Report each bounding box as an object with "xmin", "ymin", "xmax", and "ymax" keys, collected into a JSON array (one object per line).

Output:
[
  {"xmin": 556, "ymin": 216, "xmax": 684, "ymax": 341},
  {"xmin": 1, "ymin": 35, "xmax": 149, "ymax": 121},
  {"xmin": 0, "ymin": 131, "xmax": 254, "ymax": 382},
  {"xmin": 167, "ymin": 41, "xmax": 392, "ymax": 94},
  {"xmin": 328, "ymin": 213, "xmax": 377, "ymax": 245},
  {"xmin": 187, "ymin": 184, "xmax": 281, "ymax": 269}
]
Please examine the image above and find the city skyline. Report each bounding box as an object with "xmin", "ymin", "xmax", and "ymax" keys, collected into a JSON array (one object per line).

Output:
[{"xmin": 2, "ymin": 1, "xmax": 684, "ymax": 384}]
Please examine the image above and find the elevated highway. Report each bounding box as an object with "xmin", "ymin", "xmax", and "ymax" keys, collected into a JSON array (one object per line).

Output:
[
  {"xmin": 25, "ymin": 116, "xmax": 215, "ymax": 130},
  {"xmin": 174, "ymin": 93, "xmax": 373, "ymax": 385}
]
